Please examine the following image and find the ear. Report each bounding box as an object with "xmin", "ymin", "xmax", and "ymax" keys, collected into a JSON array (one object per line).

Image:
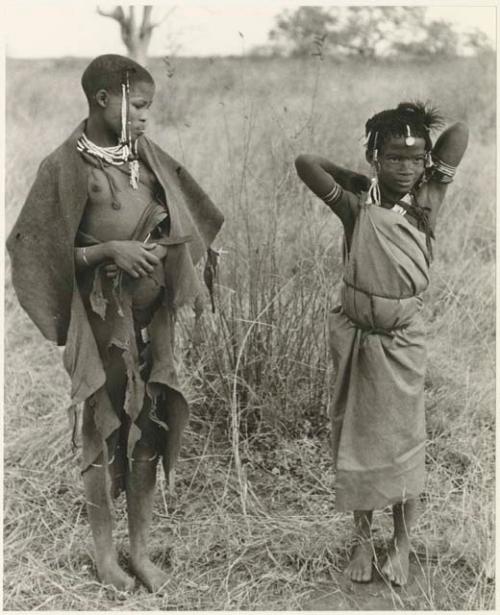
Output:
[{"xmin": 95, "ymin": 89, "xmax": 109, "ymax": 109}]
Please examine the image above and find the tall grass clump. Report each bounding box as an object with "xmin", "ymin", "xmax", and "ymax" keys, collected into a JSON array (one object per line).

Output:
[{"xmin": 4, "ymin": 53, "xmax": 495, "ymax": 610}]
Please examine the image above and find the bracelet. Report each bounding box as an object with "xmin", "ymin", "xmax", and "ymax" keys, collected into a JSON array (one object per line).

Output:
[
  {"xmin": 82, "ymin": 247, "xmax": 90, "ymax": 266},
  {"xmin": 431, "ymin": 157, "xmax": 457, "ymax": 184},
  {"xmin": 322, "ymin": 182, "xmax": 342, "ymax": 205}
]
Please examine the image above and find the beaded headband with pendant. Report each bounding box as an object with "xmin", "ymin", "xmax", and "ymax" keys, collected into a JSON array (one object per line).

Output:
[{"xmin": 405, "ymin": 124, "xmax": 415, "ymax": 146}]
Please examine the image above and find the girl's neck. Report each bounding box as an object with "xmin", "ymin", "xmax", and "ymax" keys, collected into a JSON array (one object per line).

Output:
[
  {"xmin": 85, "ymin": 116, "xmax": 119, "ymax": 148},
  {"xmin": 379, "ymin": 184, "xmax": 408, "ymax": 206}
]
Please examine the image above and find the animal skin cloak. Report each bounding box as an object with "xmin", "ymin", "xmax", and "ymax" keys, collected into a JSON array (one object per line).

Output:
[
  {"xmin": 329, "ymin": 196, "xmax": 430, "ymax": 512},
  {"xmin": 7, "ymin": 121, "xmax": 224, "ymax": 486}
]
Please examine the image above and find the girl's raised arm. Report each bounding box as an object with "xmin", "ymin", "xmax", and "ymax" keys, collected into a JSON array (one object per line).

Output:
[
  {"xmin": 295, "ymin": 154, "xmax": 365, "ymax": 238},
  {"xmin": 423, "ymin": 122, "xmax": 469, "ymax": 229},
  {"xmin": 295, "ymin": 154, "xmax": 369, "ymax": 197},
  {"xmin": 431, "ymin": 122, "xmax": 469, "ymax": 181}
]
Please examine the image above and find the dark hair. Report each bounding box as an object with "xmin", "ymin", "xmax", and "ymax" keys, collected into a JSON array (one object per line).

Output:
[
  {"xmin": 81, "ymin": 54, "xmax": 154, "ymax": 105},
  {"xmin": 365, "ymin": 101, "xmax": 443, "ymax": 155}
]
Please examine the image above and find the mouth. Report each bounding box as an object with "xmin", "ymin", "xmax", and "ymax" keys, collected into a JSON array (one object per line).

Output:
[{"xmin": 395, "ymin": 176, "xmax": 414, "ymax": 186}]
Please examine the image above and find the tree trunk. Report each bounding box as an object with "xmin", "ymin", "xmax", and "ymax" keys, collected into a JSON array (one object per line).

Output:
[
  {"xmin": 127, "ymin": 38, "xmax": 149, "ymax": 67},
  {"xmin": 97, "ymin": 5, "xmax": 158, "ymax": 66}
]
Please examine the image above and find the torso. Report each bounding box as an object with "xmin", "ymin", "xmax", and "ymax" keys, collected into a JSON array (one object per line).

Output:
[
  {"xmin": 78, "ymin": 159, "xmax": 166, "ymax": 242},
  {"xmin": 77, "ymin": 156, "xmax": 169, "ymax": 324},
  {"xmin": 334, "ymin": 175, "xmax": 449, "ymax": 250}
]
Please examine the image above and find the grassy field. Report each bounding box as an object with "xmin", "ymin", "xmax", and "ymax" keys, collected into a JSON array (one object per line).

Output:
[{"xmin": 4, "ymin": 53, "xmax": 495, "ymax": 610}]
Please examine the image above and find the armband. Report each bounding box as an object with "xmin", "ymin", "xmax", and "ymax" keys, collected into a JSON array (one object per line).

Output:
[
  {"xmin": 432, "ymin": 157, "xmax": 457, "ymax": 184},
  {"xmin": 82, "ymin": 247, "xmax": 90, "ymax": 266},
  {"xmin": 321, "ymin": 182, "xmax": 342, "ymax": 205}
]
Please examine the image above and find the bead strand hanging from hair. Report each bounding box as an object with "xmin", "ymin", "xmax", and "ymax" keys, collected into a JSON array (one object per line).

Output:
[
  {"xmin": 367, "ymin": 130, "xmax": 381, "ymax": 206},
  {"xmin": 122, "ymin": 70, "xmax": 140, "ymax": 189},
  {"xmin": 77, "ymin": 72, "xmax": 140, "ymax": 191},
  {"xmin": 120, "ymin": 82, "xmax": 128, "ymax": 145}
]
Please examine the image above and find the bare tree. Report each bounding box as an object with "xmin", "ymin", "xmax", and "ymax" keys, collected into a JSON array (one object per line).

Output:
[{"xmin": 97, "ymin": 5, "xmax": 167, "ymax": 66}]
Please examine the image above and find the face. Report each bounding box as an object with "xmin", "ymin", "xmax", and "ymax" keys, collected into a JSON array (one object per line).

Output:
[
  {"xmin": 97, "ymin": 80, "xmax": 155, "ymax": 141},
  {"xmin": 374, "ymin": 136, "xmax": 426, "ymax": 196}
]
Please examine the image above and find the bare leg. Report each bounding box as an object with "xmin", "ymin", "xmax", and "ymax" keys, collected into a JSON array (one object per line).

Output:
[
  {"xmin": 346, "ymin": 510, "xmax": 374, "ymax": 582},
  {"xmin": 82, "ymin": 459, "xmax": 135, "ymax": 591},
  {"xmin": 382, "ymin": 499, "xmax": 419, "ymax": 586},
  {"xmin": 126, "ymin": 444, "xmax": 169, "ymax": 593}
]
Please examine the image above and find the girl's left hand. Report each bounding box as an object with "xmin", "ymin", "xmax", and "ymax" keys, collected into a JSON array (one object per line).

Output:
[{"xmin": 103, "ymin": 246, "xmax": 166, "ymax": 278}]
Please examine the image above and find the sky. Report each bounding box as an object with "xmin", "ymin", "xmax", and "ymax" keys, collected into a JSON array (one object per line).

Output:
[{"xmin": 3, "ymin": 2, "xmax": 497, "ymax": 58}]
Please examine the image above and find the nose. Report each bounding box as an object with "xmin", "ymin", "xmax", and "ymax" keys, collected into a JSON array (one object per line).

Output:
[
  {"xmin": 399, "ymin": 159, "xmax": 414, "ymax": 173},
  {"xmin": 138, "ymin": 107, "xmax": 150, "ymax": 123}
]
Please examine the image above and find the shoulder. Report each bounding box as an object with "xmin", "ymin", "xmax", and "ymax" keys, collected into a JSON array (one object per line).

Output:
[
  {"xmin": 55, "ymin": 121, "xmax": 87, "ymax": 159},
  {"xmin": 36, "ymin": 124, "xmax": 85, "ymax": 175},
  {"xmin": 23, "ymin": 152, "xmax": 60, "ymax": 196},
  {"xmin": 325, "ymin": 185, "xmax": 363, "ymax": 238},
  {"xmin": 414, "ymin": 177, "xmax": 448, "ymax": 232},
  {"xmin": 141, "ymin": 136, "xmax": 209, "ymax": 191},
  {"xmin": 141, "ymin": 136, "xmax": 192, "ymax": 187},
  {"xmin": 142, "ymin": 136, "xmax": 180, "ymax": 168},
  {"xmin": 36, "ymin": 150, "xmax": 60, "ymax": 174}
]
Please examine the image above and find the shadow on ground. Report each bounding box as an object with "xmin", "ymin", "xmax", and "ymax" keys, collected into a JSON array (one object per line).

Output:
[{"xmin": 302, "ymin": 554, "xmax": 436, "ymax": 610}]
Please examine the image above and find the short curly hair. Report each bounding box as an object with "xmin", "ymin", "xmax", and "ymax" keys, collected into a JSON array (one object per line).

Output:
[{"xmin": 81, "ymin": 54, "xmax": 154, "ymax": 105}]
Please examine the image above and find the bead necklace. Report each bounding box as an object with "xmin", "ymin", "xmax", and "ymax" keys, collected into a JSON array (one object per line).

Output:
[
  {"xmin": 76, "ymin": 71, "xmax": 140, "ymax": 189},
  {"xmin": 76, "ymin": 133, "xmax": 139, "ymax": 190}
]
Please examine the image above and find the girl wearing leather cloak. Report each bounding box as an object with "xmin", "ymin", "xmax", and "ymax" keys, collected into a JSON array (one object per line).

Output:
[{"xmin": 7, "ymin": 54, "xmax": 224, "ymax": 593}]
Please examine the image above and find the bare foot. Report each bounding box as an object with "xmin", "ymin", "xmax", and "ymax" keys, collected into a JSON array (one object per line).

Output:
[
  {"xmin": 96, "ymin": 557, "xmax": 135, "ymax": 592},
  {"xmin": 131, "ymin": 556, "xmax": 169, "ymax": 593},
  {"xmin": 346, "ymin": 542, "xmax": 373, "ymax": 583},
  {"xmin": 382, "ymin": 540, "xmax": 410, "ymax": 586}
]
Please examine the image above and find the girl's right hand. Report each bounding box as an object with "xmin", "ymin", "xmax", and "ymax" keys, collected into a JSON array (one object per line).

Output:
[{"xmin": 106, "ymin": 240, "xmax": 161, "ymax": 279}]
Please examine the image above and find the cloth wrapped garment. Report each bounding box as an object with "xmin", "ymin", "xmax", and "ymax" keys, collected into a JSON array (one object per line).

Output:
[
  {"xmin": 329, "ymin": 197, "xmax": 430, "ymax": 512},
  {"xmin": 7, "ymin": 121, "xmax": 224, "ymax": 491}
]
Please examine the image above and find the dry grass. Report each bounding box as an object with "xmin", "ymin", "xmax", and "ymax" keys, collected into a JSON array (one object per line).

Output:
[{"xmin": 4, "ymin": 53, "xmax": 495, "ymax": 610}]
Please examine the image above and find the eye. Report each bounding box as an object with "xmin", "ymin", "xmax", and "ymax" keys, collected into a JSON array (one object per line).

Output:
[{"xmin": 131, "ymin": 100, "xmax": 152, "ymax": 110}]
